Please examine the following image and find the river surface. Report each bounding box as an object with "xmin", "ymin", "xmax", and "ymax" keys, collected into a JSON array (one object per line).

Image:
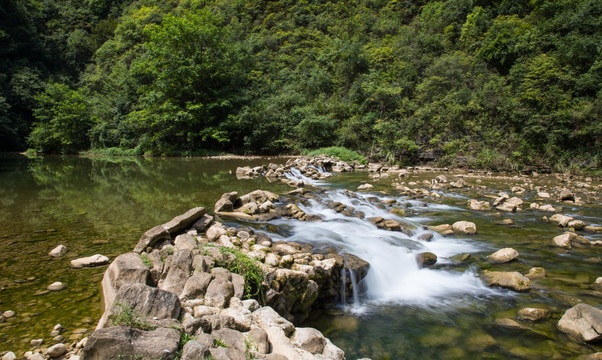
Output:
[{"xmin": 0, "ymin": 154, "xmax": 601, "ymax": 359}]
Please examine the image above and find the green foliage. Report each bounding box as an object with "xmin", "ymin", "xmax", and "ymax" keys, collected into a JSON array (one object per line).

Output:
[
  {"xmin": 213, "ymin": 338, "xmax": 228, "ymax": 348},
  {"xmin": 139, "ymin": 253, "xmax": 151, "ymax": 268},
  {"xmin": 1, "ymin": 0, "xmax": 601, "ymax": 171},
  {"xmin": 109, "ymin": 302, "xmax": 155, "ymax": 331},
  {"xmin": 304, "ymin": 147, "xmax": 366, "ymax": 164},
  {"xmin": 212, "ymin": 246, "xmax": 265, "ymax": 304}
]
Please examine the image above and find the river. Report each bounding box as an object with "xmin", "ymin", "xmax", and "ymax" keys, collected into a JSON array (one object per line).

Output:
[{"xmin": 0, "ymin": 154, "xmax": 600, "ymax": 359}]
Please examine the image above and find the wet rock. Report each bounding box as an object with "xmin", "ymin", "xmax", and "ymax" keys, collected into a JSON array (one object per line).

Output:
[
  {"xmin": 487, "ymin": 248, "xmax": 519, "ymax": 263},
  {"xmin": 416, "ymin": 252, "xmax": 437, "ymax": 268},
  {"xmin": 482, "ymin": 271, "xmax": 531, "ymax": 291},
  {"xmin": 567, "ymin": 220, "xmax": 586, "ymax": 230},
  {"xmin": 494, "ymin": 318, "xmax": 525, "ymax": 329},
  {"xmin": 46, "ymin": 343, "xmax": 66, "ymax": 357},
  {"xmin": 467, "ymin": 199, "xmax": 490, "ymax": 211},
  {"xmin": 594, "ymin": 277, "xmax": 602, "ymax": 292},
  {"xmin": 428, "ymin": 224, "xmax": 453, "ymax": 235},
  {"xmin": 525, "ymin": 267, "xmax": 546, "ymax": 280},
  {"xmin": 48, "ymin": 282, "xmax": 65, "ymax": 291},
  {"xmin": 238, "ymin": 190, "xmax": 278, "ymax": 207},
  {"xmin": 517, "ymin": 307, "xmax": 549, "ymax": 321},
  {"xmin": 109, "ymin": 283, "xmax": 180, "ymax": 322},
  {"xmin": 417, "ymin": 233, "xmax": 434, "ymax": 242},
  {"xmin": 83, "ymin": 326, "xmax": 180, "ymax": 359},
  {"xmin": 452, "ymin": 221, "xmax": 476, "ymax": 234},
  {"xmin": 71, "ymin": 254, "xmax": 109, "ymax": 268},
  {"xmin": 49, "ymin": 245, "xmax": 67, "ymax": 257},
  {"xmin": 553, "ymin": 232, "xmax": 578, "ymax": 249},
  {"xmin": 539, "ymin": 204, "xmax": 557, "ymax": 212},
  {"xmin": 497, "ymin": 219, "xmax": 513, "ymax": 225},
  {"xmin": 451, "ymin": 178, "xmax": 467, "ymax": 188},
  {"xmin": 496, "ymin": 202, "xmax": 517, "ymax": 212},
  {"xmin": 557, "ymin": 303, "xmax": 602, "ymax": 342},
  {"xmin": 550, "ymin": 214, "xmax": 574, "ymax": 227}
]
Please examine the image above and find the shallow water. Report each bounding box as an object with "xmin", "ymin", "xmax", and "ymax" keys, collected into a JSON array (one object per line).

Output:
[{"xmin": 0, "ymin": 155, "xmax": 600, "ymax": 359}]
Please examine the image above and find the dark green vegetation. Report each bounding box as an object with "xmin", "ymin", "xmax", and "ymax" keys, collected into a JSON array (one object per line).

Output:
[
  {"xmin": 213, "ymin": 245, "xmax": 266, "ymax": 304},
  {"xmin": 2, "ymin": 0, "xmax": 601, "ymax": 170},
  {"xmin": 109, "ymin": 302, "xmax": 155, "ymax": 330}
]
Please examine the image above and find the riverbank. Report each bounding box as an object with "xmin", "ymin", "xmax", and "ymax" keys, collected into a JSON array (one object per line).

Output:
[{"xmin": 1, "ymin": 155, "xmax": 601, "ymax": 359}]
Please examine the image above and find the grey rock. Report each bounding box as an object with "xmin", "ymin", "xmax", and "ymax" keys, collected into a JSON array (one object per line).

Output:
[
  {"xmin": 204, "ymin": 278, "xmax": 234, "ymax": 308},
  {"xmin": 1, "ymin": 352, "xmax": 17, "ymax": 360},
  {"xmin": 30, "ymin": 338, "xmax": 44, "ymax": 347},
  {"xmin": 214, "ymin": 198, "xmax": 234, "ymax": 213},
  {"xmin": 416, "ymin": 252, "xmax": 437, "ymax": 268},
  {"xmin": 209, "ymin": 347, "xmax": 246, "ymax": 360},
  {"xmin": 291, "ymin": 327, "xmax": 326, "ymax": 354},
  {"xmin": 158, "ymin": 249, "xmax": 193, "ymax": 295},
  {"xmin": 134, "ymin": 225, "xmax": 171, "ymax": 253},
  {"xmin": 452, "ymin": 221, "xmax": 477, "ymax": 234},
  {"xmin": 231, "ymin": 273, "xmax": 245, "ymax": 300},
  {"xmin": 560, "ymin": 188, "xmax": 575, "ymax": 202},
  {"xmin": 206, "ymin": 224, "xmax": 227, "ymax": 242},
  {"xmin": 110, "ymin": 283, "xmax": 180, "ymax": 322},
  {"xmin": 46, "ymin": 343, "xmax": 66, "ymax": 357},
  {"xmin": 163, "ymin": 207, "xmax": 207, "ymax": 234},
  {"xmin": 557, "ymin": 303, "xmax": 602, "ymax": 342},
  {"xmin": 517, "ymin": 307, "xmax": 549, "ymax": 322},
  {"xmin": 247, "ymin": 326, "xmax": 269, "ymax": 354},
  {"xmin": 219, "ymin": 307, "xmax": 251, "ymax": 332},
  {"xmin": 250, "ymin": 307, "xmax": 295, "ymax": 336},
  {"xmin": 191, "ymin": 214, "xmax": 213, "ymax": 233},
  {"xmin": 487, "ymin": 248, "xmax": 519, "ymax": 263},
  {"xmin": 180, "ymin": 272, "xmax": 213, "ymax": 300},
  {"xmin": 322, "ymin": 338, "xmax": 345, "ymax": 360},
  {"xmin": 174, "ymin": 234, "xmax": 197, "ymax": 251},
  {"xmin": 180, "ymin": 340, "xmax": 210, "ymax": 360},
  {"xmin": 47, "ymin": 282, "xmax": 65, "ymax": 291},
  {"xmin": 482, "ymin": 271, "xmax": 531, "ymax": 291},
  {"xmin": 82, "ymin": 326, "xmax": 180, "ymax": 360}
]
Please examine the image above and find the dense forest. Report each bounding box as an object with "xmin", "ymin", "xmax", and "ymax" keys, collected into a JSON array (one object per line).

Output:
[{"xmin": 1, "ymin": 0, "xmax": 600, "ymax": 170}]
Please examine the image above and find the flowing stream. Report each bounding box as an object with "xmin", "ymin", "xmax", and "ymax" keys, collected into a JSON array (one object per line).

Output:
[{"xmin": 0, "ymin": 155, "xmax": 600, "ymax": 359}]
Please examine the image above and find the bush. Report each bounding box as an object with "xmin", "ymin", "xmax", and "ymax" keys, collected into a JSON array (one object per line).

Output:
[
  {"xmin": 210, "ymin": 246, "xmax": 266, "ymax": 304},
  {"xmin": 304, "ymin": 147, "xmax": 367, "ymax": 163}
]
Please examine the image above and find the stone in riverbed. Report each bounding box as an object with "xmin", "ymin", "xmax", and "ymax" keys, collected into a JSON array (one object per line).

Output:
[
  {"xmin": 428, "ymin": 224, "xmax": 453, "ymax": 235},
  {"xmin": 133, "ymin": 225, "xmax": 170, "ymax": 253},
  {"xmin": 49, "ymin": 245, "xmax": 67, "ymax": 257},
  {"xmin": 594, "ymin": 277, "xmax": 602, "ymax": 292},
  {"xmin": 487, "ymin": 248, "xmax": 519, "ymax": 263},
  {"xmin": 1, "ymin": 352, "xmax": 17, "ymax": 360},
  {"xmin": 357, "ymin": 183, "xmax": 373, "ymax": 191},
  {"xmin": 557, "ymin": 303, "xmax": 602, "ymax": 342},
  {"xmin": 46, "ymin": 343, "xmax": 66, "ymax": 357},
  {"xmin": 559, "ymin": 188, "xmax": 575, "ymax": 202},
  {"xmin": 47, "ymin": 282, "xmax": 65, "ymax": 291},
  {"xmin": 550, "ymin": 214, "xmax": 574, "ymax": 227},
  {"xmin": 30, "ymin": 338, "xmax": 44, "ymax": 347},
  {"xmin": 2, "ymin": 310, "xmax": 15, "ymax": 318},
  {"xmin": 416, "ymin": 252, "xmax": 437, "ymax": 268},
  {"xmin": 482, "ymin": 271, "xmax": 531, "ymax": 291},
  {"xmin": 553, "ymin": 232, "xmax": 578, "ymax": 249},
  {"xmin": 467, "ymin": 199, "xmax": 490, "ymax": 211},
  {"xmin": 71, "ymin": 254, "xmax": 109, "ymax": 268},
  {"xmin": 517, "ymin": 307, "xmax": 549, "ymax": 322},
  {"xmin": 539, "ymin": 204, "xmax": 557, "ymax": 212},
  {"xmin": 83, "ymin": 326, "xmax": 180, "ymax": 359},
  {"xmin": 525, "ymin": 267, "xmax": 546, "ymax": 279},
  {"xmin": 452, "ymin": 221, "xmax": 477, "ymax": 234}
]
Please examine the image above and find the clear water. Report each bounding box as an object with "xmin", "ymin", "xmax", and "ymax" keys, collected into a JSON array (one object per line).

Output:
[{"xmin": 0, "ymin": 155, "xmax": 600, "ymax": 359}]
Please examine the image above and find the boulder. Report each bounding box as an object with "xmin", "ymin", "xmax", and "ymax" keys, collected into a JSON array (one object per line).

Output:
[
  {"xmin": 357, "ymin": 183, "xmax": 373, "ymax": 191},
  {"xmin": 163, "ymin": 207, "xmax": 206, "ymax": 234},
  {"xmin": 248, "ymin": 327, "xmax": 269, "ymax": 354},
  {"xmin": 594, "ymin": 277, "xmax": 602, "ymax": 292},
  {"xmin": 191, "ymin": 214, "xmax": 213, "ymax": 233},
  {"xmin": 291, "ymin": 327, "xmax": 327, "ymax": 355},
  {"xmin": 82, "ymin": 326, "xmax": 180, "ymax": 360},
  {"xmin": 174, "ymin": 234, "xmax": 197, "ymax": 251},
  {"xmin": 98, "ymin": 253, "xmax": 150, "ymax": 329},
  {"xmin": 204, "ymin": 278, "xmax": 234, "ymax": 309},
  {"xmin": 180, "ymin": 340, "xmax": 210, "ymax": 360},
  {"xmin": 482, "ymin": 271, "xmax": 531, "ymax": 291},
  {"xmin": 451, "ymin": 178, "xmax": 467, "ymax": 188},
  {"xmin": 218, "ymin": 308, "xmax": 252, "ymax": 332},
  {"xmin": 1, "ymin": 352, "xmax": 16, "ymax": 360},
  {"xmin": 71, "ymin": 254, "xmax": 109, "ymax": 268},
  {"xmin": 487, "ymin": 248, "xmax": 519, "ymax": 263},
  {"xmin": 133, "ymin": 225, "xmax": 171, "ymax": 253},
  {"xmin": 539, "ymin": 204, "xmax": 557, "ymax": 212},
  {"xmin": 567, "ymin": 220, "xmax": 586, "ymax": 230},
  {"xmin": 322, "ymin": 339, "xmax": 345, "ymax": 360},
  {"xmin": 180, "ymin": 272, "xmax": 214, "ymax": 300},
  {"xmin": 452, "ymin": 221, "xmax": 477, "ymax": 234},
  {"xmin": 49, "ymin": 245, "xmax": 67, "ymax": 257},
  {"xmin": 47, "ymin": 282, "xmax": 65, "ymax": 291},
  {"xmin": 238, "ymin": 190, "xmax": 278, "ymax": 206},
  {"xmin": 557, "ymin": 303, "xmax": 602, "ymax": 342},
  {"xmin": 214, "ymin": 198, "xmax": 234, "ymax": 213},
  {"xmin": 109, "ymin": 283, "xmax": 180, "ymax": 322},
  {"xmin": 250, "ymin": 307, "xmax": 295, "ymax": 336},
  {"xmin": 158, "ymin": 249, "xmax": 193, "ymax": 295},
  {"xmin": 496, "ymin": 202, "xmax": 517, "ymax": 213},
  {"xmin": 206, "ymin": 224, "xmax": 227, "ymax": 242},
  {"xmin": 428, "ymin": 224, "xmax": 453, "ymax": 235},
  {"xmin": 264, "ymin": 326, "xmax": 313, "ymax": 360},
  {"xmin": 525, "ymin": 267, "xmax": 546, "ymax": 280}
]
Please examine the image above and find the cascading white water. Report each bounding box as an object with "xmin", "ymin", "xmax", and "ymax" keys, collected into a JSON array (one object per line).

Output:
[
  {"xmin": 284, "ymin": 167, "xmax": 324, "ymax": 186},
  {"xmin": 272, "ymin": 170, "xmax": 505, "ymax": 310}
]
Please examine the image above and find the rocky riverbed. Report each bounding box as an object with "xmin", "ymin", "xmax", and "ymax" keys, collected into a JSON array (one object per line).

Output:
[{"xmin": 1, "ymin": 155, "xmax": 601, "ymax": 359}]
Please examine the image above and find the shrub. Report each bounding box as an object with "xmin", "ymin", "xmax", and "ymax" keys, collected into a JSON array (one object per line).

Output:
[{"xmin": 304, "ymin": 146, "xmax": 367, "ymax": 163}]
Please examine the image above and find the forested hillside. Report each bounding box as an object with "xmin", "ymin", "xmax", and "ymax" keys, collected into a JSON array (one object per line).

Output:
[{"xmin": 1, "ymin": 0, "xmax": 600, "ymax": 170}]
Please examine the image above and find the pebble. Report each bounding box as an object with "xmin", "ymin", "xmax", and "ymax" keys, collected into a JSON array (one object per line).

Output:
[
  {"xmin": 30, "ymin": 338, "xmax": 44, "ymax": 347},
  {"xmin": 2, "ymin": 310, "xmax": 15, "ymax": 318},
  {"xmin": 1, "ymin": 352, "xmax": 17, "ymax": 360},
  {"xmin": 47, "ymin": 282, "xmax": 65, "ymax": 291}
]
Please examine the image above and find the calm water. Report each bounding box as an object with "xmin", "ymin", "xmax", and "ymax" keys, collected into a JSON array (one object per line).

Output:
[{"xmin": 0, "ymin": 154, "xmax": 600, "ymax": 359}]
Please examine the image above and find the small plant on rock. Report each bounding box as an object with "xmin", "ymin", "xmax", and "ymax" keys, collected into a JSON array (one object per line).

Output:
[
  {"xmin": 215, "ymin": 246, "xmax": 266, "ymax": 304},
  {"xmin": 109, "ymin": 302, "xmax": 155, "ymax": 331}
]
